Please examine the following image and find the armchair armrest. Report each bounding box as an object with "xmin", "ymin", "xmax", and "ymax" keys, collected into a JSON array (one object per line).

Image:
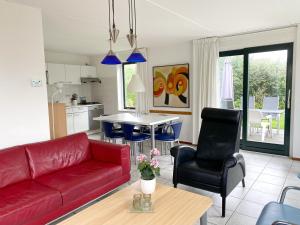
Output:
[
  {"xmin": 223, "ymin": 153, "xmax": 245, "ymax": 170},
  {"xmin": 171, "ymin": 145, "xmax": 196, "ymax": 167},
  {"xmin": 279, "ymin": 186, "xmax": 300, "ymax": 204},
  {"xmin": 89, "ymin": 140, "xmax": 130, "ymax": 175}
]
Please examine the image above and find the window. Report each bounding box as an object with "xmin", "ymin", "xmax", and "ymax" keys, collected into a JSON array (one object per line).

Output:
[{"xmin": 122, "ymin": 63, "xmax": 137, "ymax": 109}]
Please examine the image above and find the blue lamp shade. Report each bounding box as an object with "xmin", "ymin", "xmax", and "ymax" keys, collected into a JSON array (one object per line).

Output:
[
  {"xmin": 126, "ymin": 48, "xmax": 146, "ymax": 63},
  {"xmin": 101, "ymin": 50, "xmax": 121, "ymax": 65}
]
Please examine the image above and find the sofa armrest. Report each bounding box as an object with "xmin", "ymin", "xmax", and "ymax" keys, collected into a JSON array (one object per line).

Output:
[
  {"xmin": 89, "ymin": 140, "xmax": 130, "ymax": 175},
  {"xmin": 171, "ymin": 145, "xmax": 196, "ymax": 167}
]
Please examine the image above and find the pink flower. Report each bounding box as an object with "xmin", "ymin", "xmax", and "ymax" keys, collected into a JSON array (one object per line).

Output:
[
  {"xmin": 150, "ymin": 148, "xmax": 160, "ymax": 156},
  {"xmin": 136, "ymin": 154, "xmax": 147, "ymax": 162},
  {"xmin": 150, "ymin": 158, "xmax": 160, "ymax": 168}
]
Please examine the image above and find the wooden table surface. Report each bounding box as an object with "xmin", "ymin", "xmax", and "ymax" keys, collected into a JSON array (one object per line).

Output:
[{"xmin": 58, "ymin": 182, "xmax": 213, "ymax": 225}]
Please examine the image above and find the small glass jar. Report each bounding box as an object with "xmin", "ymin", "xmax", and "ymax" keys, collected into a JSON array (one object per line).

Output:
[
  {"xmin": 133, "ymin": 193, "xmax": 142, "ymax": 210},
  {"xmin": 143, "ymin": 194, "xmax": 152, "ymax": 210}
]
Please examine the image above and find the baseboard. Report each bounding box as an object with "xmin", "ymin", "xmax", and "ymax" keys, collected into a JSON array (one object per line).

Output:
[
  {"xmin": 179, "ymin": 141, "xmax": 196, "ymax": 146},
  {"xmin": 291, "ymin": 157, "xmax": 300, "ymax": 161}
]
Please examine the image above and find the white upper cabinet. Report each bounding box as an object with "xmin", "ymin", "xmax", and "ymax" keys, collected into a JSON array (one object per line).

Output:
[
  {"xmin": 80, "ymin": 66, "xmax": 97, "ymax": 78},
  {"xmin": 65, "ymin": 65, "xmax": 81, "ymax": 85},
  {"xmin": 47, "ymin": 63, "xmax": 66, "ymax": 84}
]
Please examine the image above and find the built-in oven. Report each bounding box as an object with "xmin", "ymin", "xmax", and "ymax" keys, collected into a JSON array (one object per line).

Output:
[{"xmin": 88, "ymin": 105, "xmax": 104, "ymax": 131}]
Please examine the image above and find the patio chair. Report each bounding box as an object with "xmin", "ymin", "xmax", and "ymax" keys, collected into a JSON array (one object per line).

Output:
[
  {"xmin": 240, "ymin": 96, "xmax": 255, "ymax": 109},
  {"xmin": 256, "ymin": 186, "xmax": 300, "ymax": 225},
  {"xmin": 248, "ymin": 110, "xmax": 272, "ymax": 142},
  {"xmin": 263, "ymin": 96, "xmax": 279, "ymax": 117}
]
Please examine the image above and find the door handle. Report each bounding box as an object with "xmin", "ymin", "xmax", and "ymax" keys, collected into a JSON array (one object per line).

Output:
[{"xmin": 287, "ymin": 89, "xmax": 291, "ymax": 109}]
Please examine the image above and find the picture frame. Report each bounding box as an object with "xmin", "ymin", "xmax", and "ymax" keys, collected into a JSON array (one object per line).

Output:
[{"xmin": 153, "ymin": 63, "xmax": 189, "ymax": 108}]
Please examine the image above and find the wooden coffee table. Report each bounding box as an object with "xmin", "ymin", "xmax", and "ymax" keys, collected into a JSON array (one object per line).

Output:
[{"xmin": 58, "ymin": 182, "xmax": 212, "ymax": 225}]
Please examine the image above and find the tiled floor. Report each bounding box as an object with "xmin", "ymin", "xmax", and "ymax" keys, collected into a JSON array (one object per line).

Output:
[{"xmin": 88, "ymin": 134, "xmax": 300, "ymax": 225}]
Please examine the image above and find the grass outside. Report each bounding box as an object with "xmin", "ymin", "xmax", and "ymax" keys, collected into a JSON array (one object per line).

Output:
[{"xmin": 271, "ymin": 113, "xmax": 285, "ymax": 130}]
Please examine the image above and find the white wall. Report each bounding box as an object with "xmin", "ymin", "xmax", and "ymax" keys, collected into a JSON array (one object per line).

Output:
[
  {"xmin": 291, "ymin": 26, "xmax": 300, "ymax": 158},
  {"xmin": 147, "ymin": 42, "xmax": 193, "ymax": 143},
  {"xmin": 45, "ymin": 51, "xmax": 91, "ymax": 65},
  {"xmin": 0, "ymin": 1, "xmax": 50, "ymax": 148},
  {"xmin": 90, "ymin": 56, "xmax": 119, "ymax": 114}
]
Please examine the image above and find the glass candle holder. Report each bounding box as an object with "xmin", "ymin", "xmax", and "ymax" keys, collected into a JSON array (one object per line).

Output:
[
  {"xmin": 133, "ymin": 193, "xmax": 142, "ymax": 210},
  {"xmin": 143, "ymin": 194, "xmax": 152, "ymax": 210}
]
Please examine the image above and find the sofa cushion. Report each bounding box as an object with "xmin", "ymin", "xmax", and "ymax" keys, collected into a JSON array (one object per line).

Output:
[
  {"xmin": 26, "ymin": 133, "xmax": 91, "ymax": 178},
  {"xmin": 0, "ymin": 146, "xmax": 30, "ymax": 188},
  {"xmin": 0, "ymin": 180, "xmax": 62, "ymax": 225},
  {"xmin": 36, "ymin": 160, "xmax": 122, "ymax": 204}
]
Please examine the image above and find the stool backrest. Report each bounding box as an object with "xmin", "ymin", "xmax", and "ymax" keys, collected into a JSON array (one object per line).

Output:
[
  {"xmin": 122, "ymin": 124, "xmax": 135, "ymax": 140},
  {"xmin": 103, "ymin": 122, "xmax": 114, "ymax": 137}
]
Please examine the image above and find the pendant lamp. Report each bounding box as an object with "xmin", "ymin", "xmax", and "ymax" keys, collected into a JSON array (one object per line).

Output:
[
  {"xmin": 126, "ymin": 0, "xmax": 146, "ymax": 63},
  {"xmin": 101, "ymin": 0, "xmax": 121, "ymax": 65}
]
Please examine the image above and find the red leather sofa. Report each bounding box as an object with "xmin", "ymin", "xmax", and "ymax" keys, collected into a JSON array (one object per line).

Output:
[{"xmin": 0, "ymin": 133, "xmax": 130, "ymax": 225}]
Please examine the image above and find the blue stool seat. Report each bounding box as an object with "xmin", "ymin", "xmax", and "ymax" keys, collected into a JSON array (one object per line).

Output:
[
  {"xmin": 130, "ymin": 133, "xmax": 151, "ymax": 142},
  {"xmin": 155, "ymin": 133, "xmax": 176, "ymax": 141},
  {"xmin": 256, "ymin": 202, "xmax": 300, "ymax": 225},
  {"xmin": 109, "ymin": 131, "xmax": 124, "ymax": 139}
]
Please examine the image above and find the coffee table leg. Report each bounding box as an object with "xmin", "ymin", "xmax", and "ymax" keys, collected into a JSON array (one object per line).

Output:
[{"xmin": 200, "ymin": 212, "xmax": 207, "ymax": 225}]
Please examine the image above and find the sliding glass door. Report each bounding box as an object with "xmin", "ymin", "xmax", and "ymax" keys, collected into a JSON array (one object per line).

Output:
[{"xmin": 219, "ymin": 43, "xmax": 293, "ymax": 156}]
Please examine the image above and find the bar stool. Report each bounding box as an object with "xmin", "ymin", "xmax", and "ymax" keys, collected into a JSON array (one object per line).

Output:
[
  {"xmin": 122, "ymin": 123, "xmax": 151, "ymax": 164},
  {"xmin": 102, "ymin": 122, "xmax": 125, "ymax": 143}
]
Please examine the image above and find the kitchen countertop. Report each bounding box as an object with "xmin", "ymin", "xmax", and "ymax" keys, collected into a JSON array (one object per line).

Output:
[{"xmin": 65, "ymin": 103, "xmax": 103, "ymax": 108}]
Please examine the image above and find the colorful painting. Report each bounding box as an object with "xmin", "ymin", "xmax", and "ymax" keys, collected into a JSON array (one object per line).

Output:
[{"xmin": 153, "ymin": 64, "xmax": 189, "ymax": 108}]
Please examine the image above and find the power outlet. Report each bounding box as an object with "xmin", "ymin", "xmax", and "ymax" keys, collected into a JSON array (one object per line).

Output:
[{"xmin": 31, "ymin": 79, "xmax": 42, "ymax": 87}]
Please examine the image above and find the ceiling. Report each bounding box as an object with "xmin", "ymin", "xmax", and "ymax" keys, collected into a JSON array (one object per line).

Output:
[{"xmin": 8, "ymin": 0, "xmax": 300, "ymax": 55}]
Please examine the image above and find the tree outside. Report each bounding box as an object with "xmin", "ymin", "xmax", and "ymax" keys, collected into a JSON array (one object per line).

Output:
[
  {"xmin": 219, "ymin": 50, "xmax": 287, "ymax": 129},
  {"xmin": 124, "ymin": 64, "xmax": 137, "ymax": 108}
]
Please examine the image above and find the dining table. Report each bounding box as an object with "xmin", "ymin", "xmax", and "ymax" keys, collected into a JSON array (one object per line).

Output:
[
  {"xmin": 251, "ymin": 109, "xmax": 284, "ymax": 134},
  {"xmin": 93, "ymin": 113, "xmax": 180, "ymax": 149}
]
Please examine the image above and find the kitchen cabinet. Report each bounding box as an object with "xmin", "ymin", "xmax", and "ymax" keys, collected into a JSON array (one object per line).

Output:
[
  {"xmin": 66, "ymin": 106, "xmax": 89, "ymax": 134},
  {"xmin": 73, "ymin": 111, "xmax": 89, "ymax": 132},
  {"xmin": 66, "ymin": 113, "xmax": 75, "ymax": 134},
  {"xmin": 81, "ymin": 66, "xmax": 97, "ymax": 78},
  {"xmin": 47, "ymin": 63, "xmax": 66, "ymax": 84},
  {"xmin": 65, "ymin": 65, "xmax": 81, "ymax": 85}
]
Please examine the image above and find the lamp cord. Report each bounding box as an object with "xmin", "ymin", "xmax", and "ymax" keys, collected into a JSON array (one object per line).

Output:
[
  {"xmin": 134, "ymin": 0, "xmax": 137, "ymax": 48},
  {"xmin": 112, "ymin": 0, "xmax": 115, "ymax": 28}
]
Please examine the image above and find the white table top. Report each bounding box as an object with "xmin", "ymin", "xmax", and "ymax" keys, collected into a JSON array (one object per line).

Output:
[
  {"xmin": 250, "ymin": 109, "xmax": 284, "ymax": 114},
  {"xmin": 94, "ymin": 113, "xmax": 180, "ymax": 126}
]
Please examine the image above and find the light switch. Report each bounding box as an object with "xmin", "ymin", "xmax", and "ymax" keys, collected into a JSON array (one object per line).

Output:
[{"xmin": 31, "ymin": 79, "xmax": 42, "ymax": 87}]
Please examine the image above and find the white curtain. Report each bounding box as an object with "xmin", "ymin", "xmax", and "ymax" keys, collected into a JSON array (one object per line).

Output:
[
  {"xmin": 136, "ymin": 48, "xmax": 149, "ymax": 113},
  {"xmin": 192, "ymin": 38, "xmax": 219, "ymax": 144}
]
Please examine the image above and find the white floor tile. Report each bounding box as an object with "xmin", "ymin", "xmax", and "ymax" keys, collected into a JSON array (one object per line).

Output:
[
  {"xmin": 262, "ymin": 167, "xmax": 289, "ymax": 178},
  {"xmin": 229, "ymin": 186, "xmax": 250, "ymax": 199},
  {"xmin": 251, "ymin": 181, "xmax": 283, "ymax": 195},
  {"xmin": 211, "ymin": 195, "xmax": 241, "ymax": 211},
  {"xmin": 226, "ymin": 212, "xmax": 257, "ymax": 225},
  {"xmin": 284, "ymin": 197, "xmax": 300, "ymax": 208},
  {"xmin": 236, "ymin": 200, "xmax": 265, "ymax": 218},
  {"xmin": 207, "ymin": 205, "xmax": 233, "ymax": 225},
  {"xmin": 257, "ymin": 174, "xmax": 286, "ymax": 185},
  {"xmin": 244, "ymin": 189, "xmax": 279, "ymax": 205}
]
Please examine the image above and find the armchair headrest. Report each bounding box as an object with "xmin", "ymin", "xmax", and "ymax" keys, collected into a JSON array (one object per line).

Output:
[{"xmin": 201, "ymin": 108, "xmax": 242, "ymax": 124}]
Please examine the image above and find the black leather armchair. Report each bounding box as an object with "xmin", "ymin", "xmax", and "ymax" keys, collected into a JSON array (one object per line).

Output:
[{"xmin": 171, "ymin": 107, "xmax": 245, "ymax": 217}]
